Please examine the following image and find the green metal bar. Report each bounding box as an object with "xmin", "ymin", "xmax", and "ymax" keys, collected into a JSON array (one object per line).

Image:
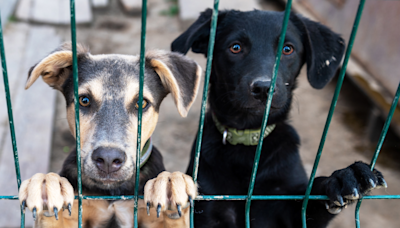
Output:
[
  {"xmin": 190, "ymin": 1, "xmax": 219, "ymax": 227},
  {"xmin": 0, "ymin": 12, "xmax": 25, "ymax": 228},
  {"xmin": 368, "ymin": 84, "xmax": 400, "ymax": 171},
  {"xmin": 69, "ymin": 0, "xmax": 83, "ymax": 227},
  {"xmin": 191, "ymin": 0, "xmax": 220, "ymax": 185},
  {"xmin": 301, "ymin": 1, "xmax": 366, "ymax": 227},
  {"xmin": 244, "ymin": 1, "xmax": 292, "ymax": 227},
  {"xmin": 5, "ymin": 194, "xmax": 400, "ymax": 201},
  {"xmin": 0, "ymin": 196, "xmax": 19, "ymax": 200},
  {"xmin": 134, "ymin": 0, "xmax": 147, "ymax": 227},
  {"xmin": 355, "ymin": 82, "xmax": 400, "ymax": 228},
  {"xmin": 196, "ymin": 195, "xmax": 400, "ymax": 200}
]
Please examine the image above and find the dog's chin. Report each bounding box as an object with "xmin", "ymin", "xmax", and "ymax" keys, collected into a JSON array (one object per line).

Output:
[
  {"xmin": 88, "ymin": 176, "xmax": 129, "ymax": 190},
  {"xmin": 240, "ymin": 102, "xmax": 285, "ymax": 116},
  {"xmin": 91, "ymin": 178, "xmax": 124, "ymax": 189},
  {"xmin": 86, "ymin": 171, "xmax": 133, "ymax": 190}
]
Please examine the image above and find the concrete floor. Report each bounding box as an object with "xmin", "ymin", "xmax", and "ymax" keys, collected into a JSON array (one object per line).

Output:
[{"xmin": 42, "ymin": 0, "xmax": 400, "ymax": 227}]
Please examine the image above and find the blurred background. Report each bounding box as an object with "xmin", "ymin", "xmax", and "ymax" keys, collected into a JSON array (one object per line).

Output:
[{"xmin": 0, "ymin": 0, "xmax": 399, "ymax": 227}]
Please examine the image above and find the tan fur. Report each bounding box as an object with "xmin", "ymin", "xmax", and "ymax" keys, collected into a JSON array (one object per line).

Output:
[
  {"xmin": 26, "ymin": 173, "xmax": 46, "ymax": 212},
  {"xmin": 191, "ymin": 65, "xmax": 202, "ymax": 111},
  {"xmin": 26, "ymin": 42, "xmax": 88, "ymax": 91},
  {"xmin": 163, "ymin": 207, "xmax": 191, "ymax": 227},
  {"xmin": 31, "ymin": 192, "xmax": 193, "ymax": 228},
  {"xmin": 44, "ymin": 173, "xmax": 64, "ymax": 211},
  {"xmin": 26, "ymin": 51, "xmax": 73, "ymax": 90},
  {"xmin": 59, "ymin": 177, "xmax": 74, "ymax": 207},
  {"xmin": 19, "ymin": 173, "xmax": 74, "ymax": 215},
  {"xmin": 36, "ymin": 200, "xmax": 112, "ymax": 227},
  {"xmin": 144, "ymin": 171, "xmax": 198, "ymax": 212},
  {"xmin": 182, "ymin": 174, "xmax": 198, "ymax": 198},
  {"xmin": 19, "ymin": 178, "xmax": 30, "ymax": 206},
  {"xmin": 146, "ymin": 50, "xmax": 202, "ymax": 118},
  {"xmin": 66, "ymin": 103, "xmax": 96, "ymax": 149},
  {"xmin": 21, "ymin": 46, "xmax": 200, "ymax": 228},
  {"xmin": 169, "ymin": 172, "xmax": 190, "ymax": 208},
  {"xmin": 124, "ymin": 81, "xmax": 155, "ymax": 109},
  {"xmin": 150, "ymin": 59, "xmax": 187, "ymax": 117},
  {"xmin": 79, "ymin": 79, "xmax": 105, "ymax": 104}
]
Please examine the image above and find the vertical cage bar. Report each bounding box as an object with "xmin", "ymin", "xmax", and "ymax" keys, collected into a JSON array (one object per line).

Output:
[
  {"xmin": 134, "ymin": 0, "xmax": 147, "ymax": 227},
  {"xmin": 190, "ymin": 1, "xmax": 219, "ymax": 227},
  {"xmin": 69, "ymin": 0, "xmax": 83, "ymax": 226},
  {"xmin": 301, "ymin": 1, "xmax": 366, "ymax": 227},
  {"xmin": 244, "ymin": 1, "xmax": 292, "ymax": 227},
  {"xmin": 0, "ymin": 12, "xmax": 25, "ymax": 228},
  {"xmin": 355, "ymin": 83, "xmax": 400, "ymax": 228}
]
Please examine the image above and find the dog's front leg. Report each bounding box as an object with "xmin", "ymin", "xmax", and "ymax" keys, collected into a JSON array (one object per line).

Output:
[
  {"xmin": 144, "ymin": 171, "xmax": 198, "ymax": 228},
  {"xmin": 305, "ymin": 161, "xmax": 387, "ymax": 228},
  {"xmin": 18, "ymin": 173, "xmax": 75, "ymax": 228}
]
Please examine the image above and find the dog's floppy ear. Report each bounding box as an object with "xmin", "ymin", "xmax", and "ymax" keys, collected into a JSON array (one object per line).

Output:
[
  {"xmin": 146, "ymin": 50, "xmax": 202, "ymax": 117},
  {"xmin": 26, "ymin": 42, "xmax": 88, "ymax": 90},
  {"xmin": 171, "ymin": 9, "xmax": 226, "ymax": 55},
  {"xmin": 291, "ymin": 14, "xmax": 345, "ymax": 89}
]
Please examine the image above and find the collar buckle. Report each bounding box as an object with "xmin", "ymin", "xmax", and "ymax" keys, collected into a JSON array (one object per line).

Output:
[{"xmin": 222, "ymin": 129, "xmax": 228, "ymax": 145}]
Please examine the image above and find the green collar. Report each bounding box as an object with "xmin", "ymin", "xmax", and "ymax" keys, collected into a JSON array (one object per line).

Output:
[
  {"xmin": 212, "ymin": 114, "xmax": 276, "ymax": 146},
  {"xmin": 140, "ymin": 138, "xmax": 152, "ymax": 168}
]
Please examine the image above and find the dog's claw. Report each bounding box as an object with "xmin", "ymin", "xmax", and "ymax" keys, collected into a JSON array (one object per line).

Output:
[
  {"xmin": 369, "ymin": 179, "xmax": 376, "ymax": 188},
  {"xmin": 147, "ymin": 202, "xmax": 150, "ymax": 216},
  {"xmin": 32, "ymin": 207, "xmax": 37, "ymax": 221},
  {"xmin": 334, "ymin": 195, "xmax": 344, "ymax": 206},
  {"xmin": 68, "ymin": 203, "xmax": 72, "ymax": 216},
  {"xmin": 378, "ymin": 178, "xmax": 388, "ymax": 188},
  {"xmin": 21, "ymin": 201, "xmax": 26, "ymax": 213},
  {"xmin": 345, "ymin": 188, "xmax": 359, "ymax": 200},
  {"xmin": 189, "ymin": 195, "xmax": 193, "ymax": 208},
  {"xmin": 177, "ymin": 204, "xmax": 182, "ymax": 217},
  {"xmin": 156, "ymin": 204, "xmax": 161, "ymax": 218},
  {"xmin": 352, "ymin": 188, "xmax": 359, "ymax": 199},
  {"xmin": 54, "ymin": 207, "xmax": 59, "ymax": 220}
]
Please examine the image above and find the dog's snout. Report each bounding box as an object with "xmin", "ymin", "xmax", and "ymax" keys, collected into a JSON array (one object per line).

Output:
[
  {"xmin": 91, "ymin": 147, "xmax": 126, "ymax": 174},
  {"xmin": 251, "ymin": 80, "xmax": 272, "ymax": 101}
]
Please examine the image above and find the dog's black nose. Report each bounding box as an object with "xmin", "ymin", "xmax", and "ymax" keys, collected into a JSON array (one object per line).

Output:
[
  {"xmin": 251, "ymin": 80, "xmax": 272, "ymax": 101},
  {"xmin": 91, "ymin": 147, "xmax": 126, "ymax": 174}
]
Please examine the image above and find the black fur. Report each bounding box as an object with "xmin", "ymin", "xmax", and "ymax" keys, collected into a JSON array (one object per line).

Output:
[{"xmin": 172, "ymin": 9, "xmax": 385, "ymax": 228}]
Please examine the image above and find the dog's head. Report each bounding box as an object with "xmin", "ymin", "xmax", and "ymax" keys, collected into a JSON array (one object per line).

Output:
[
  {"xmin": 26, "ymin": 43, "xmax": 201, "ymax": 189},
  {"xmin": 172, "ymin": 9, "xmax": 345, "ymax": 128}
]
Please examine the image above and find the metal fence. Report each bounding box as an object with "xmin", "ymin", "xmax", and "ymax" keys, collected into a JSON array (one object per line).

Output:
[{"xmin": 0, "ymin": 0, "xmax": 399, "ymax": 228}]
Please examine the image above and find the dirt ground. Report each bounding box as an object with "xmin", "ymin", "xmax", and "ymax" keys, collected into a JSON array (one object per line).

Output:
[{"xmin": 47, "ymin": 0, "xmax": 400, "ymax": 227}]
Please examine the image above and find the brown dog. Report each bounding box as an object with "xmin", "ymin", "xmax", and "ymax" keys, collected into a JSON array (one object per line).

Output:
[{"xmin": 18, "ymin": 43, "xmax": 201, "ymax": 227}]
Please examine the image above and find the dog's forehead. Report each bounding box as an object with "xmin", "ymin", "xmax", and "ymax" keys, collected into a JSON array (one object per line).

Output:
[
  {"xmin": 78, "ymin": 54, "xmax": 160, "ymax": 91},
  {"xmin": 221, "ymin": 10, "xmax": 299, "ymax": 40},
  {"xmin": 79, "ymin": 54, "xmax": 140, "ymax": 84}
]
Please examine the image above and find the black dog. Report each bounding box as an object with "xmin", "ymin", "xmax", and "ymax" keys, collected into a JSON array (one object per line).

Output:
[{"xmin": 171, "ymin": 9, "xmax": 387, "ymax": 228}]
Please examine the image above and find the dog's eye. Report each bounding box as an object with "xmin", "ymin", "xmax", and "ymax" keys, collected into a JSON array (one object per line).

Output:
[
  {"xmin": 79, "ymin": 96, "xmax": 90, "ymax": 107},
  {"xmin": 135, "ymin": 99, "xmax": 148, "ymax": 109},
  {"xmin": 282, "ymin": 45, "xmax": 294, "ymax": 55},
  {"xmin": 230, "ymin": 44, "xmax": 242, "ymax": 54}
]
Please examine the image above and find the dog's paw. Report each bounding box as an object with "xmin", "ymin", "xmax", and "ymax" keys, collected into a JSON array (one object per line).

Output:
[
  {"xmin": 19, "ymin": 173, "xmax": 74, "ymax": 221},
  {"xmin": 144, "ymin": 171, "xmax": 197, "ymax": 218},
  {"xmin": 323, "ymin": 161, "xmax": 386, "ymax": 214}
]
